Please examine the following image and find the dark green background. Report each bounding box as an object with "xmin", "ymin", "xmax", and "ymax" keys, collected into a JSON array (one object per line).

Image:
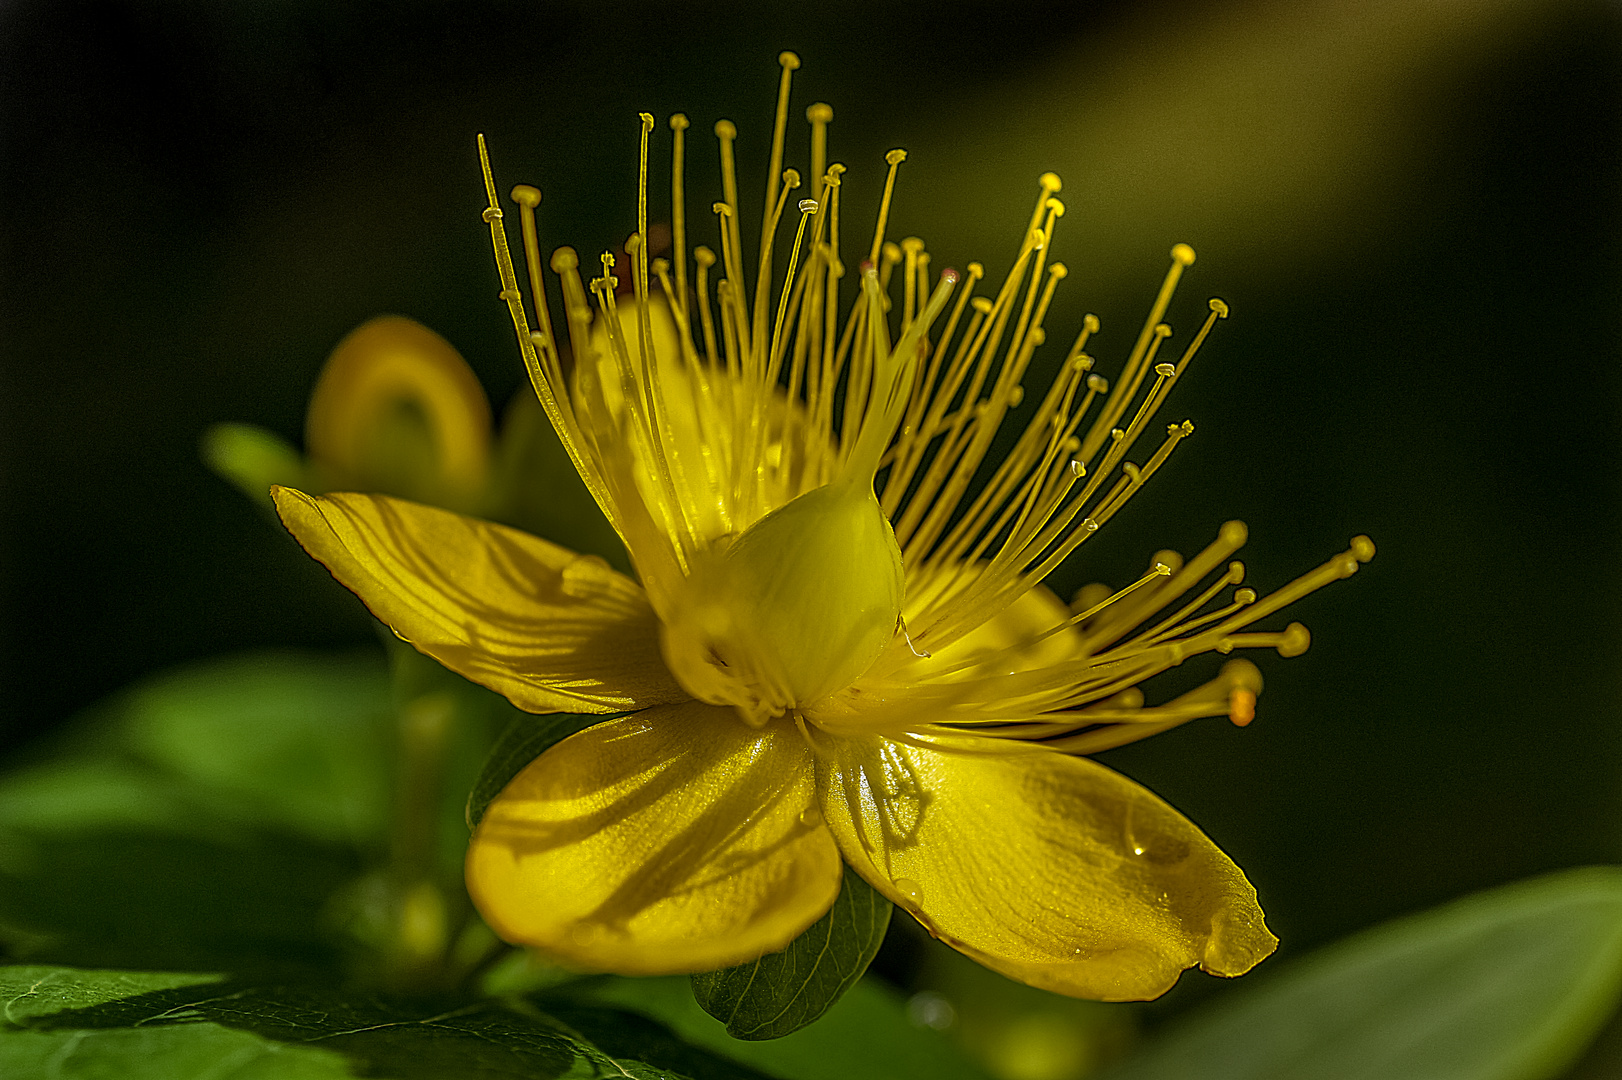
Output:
[{"xmin": 2, "ymin": 0, "xmax": 1618, "ymax": 1018}]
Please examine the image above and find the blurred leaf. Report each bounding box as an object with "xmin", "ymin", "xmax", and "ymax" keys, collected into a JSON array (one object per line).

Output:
[
  {"xmin": 465, "ymin": 710, "xmax": 622, "ymax": 829},
  {"xmin": 0, "ymin": 964, "xmax": 772, "ymax": 1079},
  {"xmin": 692, "ymin": 869, "xmax": 891, "ymax": 1039},
  {"xmin": 113, "ymin": 650, "xmax": 395, "ymax": 847},
  {"xmin": 1102, "ymin": 867, "xmax": 1622, "ymax": 1080},
  {"xmin": 569, "ymin": 974, "xmax": 989, "ymax": 1080},
  {"xmin": 200, "ymin": 421, "xmax": 309, "ymax": 506},
  {"xmin": 908, "ymin": 921, "xmax": 1136, "ymax": 1079},
  {"xmin": 0, "ymin": 652, "xmax": 397, "ymax": 974}
]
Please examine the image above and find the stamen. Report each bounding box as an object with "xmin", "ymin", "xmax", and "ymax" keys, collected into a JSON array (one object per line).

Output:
[
  {"xmin": 669, "ymin": 113, "xmax": 690, "ymax": 322},
  {"xmin": 713, "ymin": 120, "xmax": 748, "ymax": 347},
  {"xmin": 761, "ymin": 52, "xmax": 800, "ymax": 274},
  {"xmin": 751, "ymin": 168, "xmax": 802, "ymax": 379},
  {"xmin": 693, "ymin": 245, "xmax": 720, "ymax": 366},
  {"xmin": 507, "ymin": 185, "xmax": 560, "ymax": 384},
  {"xmin": 477, "ymin": 136, "xmax": 621, "ymax": 536},
  {"xmin": 867, "ymin": 149, "xmax": 908, "ymax": 269},
  {"xmin": 807, "ymin": 103, "xmax": 833, "ymax": 202},
  {"xmin": 1080, "ymin": 243, "xmax": 1195, "ymax": 460}
]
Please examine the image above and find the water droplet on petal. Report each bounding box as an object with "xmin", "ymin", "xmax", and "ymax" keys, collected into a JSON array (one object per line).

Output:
[
  {"xmin": 798, "ymin": 807, "xmax": 822, "ymax": 827},
  {"xmin": 893, "ymin": 877, "xmax": 922, "ymax": 904}
]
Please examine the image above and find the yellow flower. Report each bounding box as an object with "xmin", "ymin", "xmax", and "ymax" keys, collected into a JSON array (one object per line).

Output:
[{"xmin": 273, "ymin": 55, "xmax": 1371, "ymax": 1001}]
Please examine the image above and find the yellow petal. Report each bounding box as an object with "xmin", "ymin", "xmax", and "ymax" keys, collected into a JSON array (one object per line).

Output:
[
  {"xmin": 818, "ymin": 732, "xmax": 1276, "ymax": 1000},
  {"xmin": 272, "ymin": 487, "xmax": 685, "ymax": 713},
  {"xmin": 467, "ymin": 702, "xmax": 842, "ymax": 974}
]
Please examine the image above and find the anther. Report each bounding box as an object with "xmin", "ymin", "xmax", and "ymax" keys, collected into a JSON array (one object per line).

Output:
[
  {"xmin": 1046, "ymin": 197, "xmax": 1065, "ymax": 217},
  {"xmin": 713, "ymin": 202, "xmax": 732, "ymax": 217},
  {"xmin": 941, "ymin": 268, "xmax": 959, "ymax": 286},
  {"xmin": 1152, "ymin": 562, "xmax": 1172, "ymax": 576},
  {"xmin": 1086, "ymin": 373, "xmax": 1109, "ymax": 392},
  {"xmin": 670, "ymin": 113, "xmax": 689, "ymax": 131},
  {"xmin": 1171, "ymin": 242, "xmax": 1196, "ymax": 265},
  {"xmin": 550, "ymin": 247, "xmax": 579, "ymax": 272},
  {"xmin": 509, "ymin": 185, "xmax": 541, "ymax": 208},
  {"xmin": 639, "ymin": 112, "xmax": 655, "ymax": 133},
  {"xmin": 1210, "ymin": 298, "xmax": 1230, "ymax": 318},
  {"xmin": 1234, "ymin": 588, "xmax": 1257, "ymax": 604},
  {"xmin": 779, "ymin": 50, "xmax": 801, "ymax": 69},
  {"xmin": 1070, "ymin": 460, "xmax": 1085, "ymax": 478},
  {"xmin": 886, "ymin": 148, "xmax": 908, "ymax": 165},
  {"xmin": 783, "ymin": 168, "xmax": 801, "ymax": 188},
  {"xmin": 972, "ymin": 297, "xmax": 993, "ymax": 314},
  {"xmin": 481, "ymin": 207, "xmax": 503, "ymax": 222},
  {"xmin": 1008, "ymin": 386, "xmax": 1025, "ymax": 407},
  {"xmin": 798, "ymin": 199, "xmax": 818, "ymax": 213},
  {"xmin": 1084, "ymin": 313, "xmax": 1101, "ymax": 333},
  {"xmin": 694, "ymin": 245, "xmax": 716, "ymax": 267},
  {"xmin": 807, "ymin": 102, "xmax": 833, "ymax": 123},
  {"xmin": 1228, "ymin": 687, "xmax": 1257, "ymax": 727},
  {"xmin": 715, "ymin": 119, "xmax": 737, "ymax": 139},
  {"xmin": 1277, "ymin": 622, "xmax": 1311, "ymax": 657},
  {"xmin": 1038, "ymin": 171, "xmax": 1062, "ymax": 193},
  {"xmin": 1154, "ymin": 362, "xmax": 1176, "ymax": 377}
]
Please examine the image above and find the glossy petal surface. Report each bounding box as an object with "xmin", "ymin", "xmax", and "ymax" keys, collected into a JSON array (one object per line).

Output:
[
  {"xmin": 468, "ymin": 703, "xmax": 841, "ymax": 973},
  {"xmin": 818, "ymin": 732, "xmax": 1277, "ymax": 1000},
  {"xmin": 273, "ymin": 487, "xmax": 684, "ymax": 713}
]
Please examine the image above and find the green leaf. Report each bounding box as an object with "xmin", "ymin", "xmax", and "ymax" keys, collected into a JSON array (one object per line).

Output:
[
  {"xmin": 0, "ymin": 964, "xmax": 773, "ymax": 1080},
  {"xmin": 0, "ymin": 652, "xmax": 397, "ymax": 974},
  {"xmin": 1103, "ymin": 866, "xmax": 1622, "ymax": 1080},
  {"xmin": 691, "ymin": 868, "xmax": 891, "ymax": 1039},
  {"xmin": 567, "ymin": 974, "xmax": 989, "ymax": 1080},
  {"xmin": 200, "ymin": 421, "xmax": 310, "ymax": 507},
  {"xmin": 465, "ymin": 711, "xmax": 624, "ymax": 829}
]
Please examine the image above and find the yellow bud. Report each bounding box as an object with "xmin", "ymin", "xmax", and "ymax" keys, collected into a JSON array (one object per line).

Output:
[
  {"xmin": 305, "ymin": 316, "xmax": 491, "ymax": 510},
  {"xmin": 662, "ymin": 480, "xmax": 903, "ymax": 720}
]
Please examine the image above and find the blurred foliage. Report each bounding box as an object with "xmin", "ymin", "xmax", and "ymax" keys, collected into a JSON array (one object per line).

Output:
[{"xmin": 1102, "ymin": 868, "xmax": 1622, "ymax": 1080}]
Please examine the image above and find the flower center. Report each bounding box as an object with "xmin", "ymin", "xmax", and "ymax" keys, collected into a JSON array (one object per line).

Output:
[{"xmin": 660, "ymin": 477, "xmax": 905, "ymax": 723}]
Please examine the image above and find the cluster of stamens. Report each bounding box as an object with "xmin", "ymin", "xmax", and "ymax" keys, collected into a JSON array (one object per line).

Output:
[{"xmin": 478, "ymin": 51, "xmax": 1371, "ymax": 752}]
